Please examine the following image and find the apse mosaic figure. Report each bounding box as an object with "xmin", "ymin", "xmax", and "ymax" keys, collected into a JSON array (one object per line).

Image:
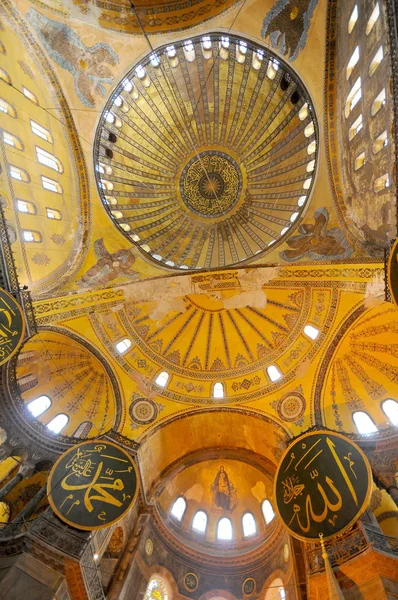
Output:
[
  {"xmin": 274, "ymin": 431, "xmax": 372, "ymax": 541},
  {"xmin": 76, "ymin": 238, "xmax": 139, "ymax": 288},
  {"xmin": 280, "ymin": 208, "xmax": 353, "ymax": 262},
  {"xmin": 261, "ymin": 0, "xmax": 319, "ymax": 61},
  {"xmin": 28, "ymin": 9, "xmax": 119, "ymax": 107},
  {"xmin": 211, "ymin": 465, "xmax": 237, "ymax": 513},
  {"xmin": 47, "ymin": 440, "xmax": 139, "ymax": 530}
]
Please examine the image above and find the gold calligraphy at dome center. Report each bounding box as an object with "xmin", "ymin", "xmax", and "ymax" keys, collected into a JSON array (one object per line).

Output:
[{"xmin": 181, "ymin": 152, "xmax": 242, "ymax": 218}]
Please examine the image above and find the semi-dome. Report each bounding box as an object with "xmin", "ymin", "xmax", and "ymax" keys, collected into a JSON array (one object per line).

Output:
[{"xmin": 94, "ymin": 33, "xmax": 318, "ymax": 271}]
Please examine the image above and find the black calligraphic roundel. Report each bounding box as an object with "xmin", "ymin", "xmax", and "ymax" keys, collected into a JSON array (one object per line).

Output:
[
  {"xmin": 0, "ymin": 289, "xmax": 25, "ymax": 366},
  {"xmin": 274, "ymin": 431, "xmax": 372, "ymax": 542},
  {"xmin": 47, "ymin": 440, "xmax": 139, "ymax": 530},
  {"xmin": 388, "ymin": 239, "xmax": 398, "ymax": 308}
]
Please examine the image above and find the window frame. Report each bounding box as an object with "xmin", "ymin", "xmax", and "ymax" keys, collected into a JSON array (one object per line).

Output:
[
  {"xmin": 352, "ymin": 410, "xmax": 378, "ymax": 435},
  {"xmin": 191, "ymin": 509, "xmax": 208, "ymax": 534},
  {"xmin": 217, "ymin": 516, "xmax": 233, "ymax": 540}
]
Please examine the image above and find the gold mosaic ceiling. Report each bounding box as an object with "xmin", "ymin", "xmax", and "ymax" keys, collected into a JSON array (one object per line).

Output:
[{"xmin": 95, "ymin": 33, "xmax": 318, "ymax": 270}]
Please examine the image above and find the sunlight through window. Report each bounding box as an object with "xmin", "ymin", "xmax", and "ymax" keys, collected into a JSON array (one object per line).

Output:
[
  {"xmin": 27, "ymin": 395, "xmax": 51, "ymax": 417},
  {"xmin": 353, "ymin": 411, "xmax": 378, "ymax": 434},
  {"xmin": 217, "ymin": 517, "xmax": 232, "ymax": 540},
  {"xmin": 192, "ymin": 510, "xmax": 207, "ymax": 533},
  {"xmin": 171, "ymin": 496, "xmax": 186, "ymax": 521}
]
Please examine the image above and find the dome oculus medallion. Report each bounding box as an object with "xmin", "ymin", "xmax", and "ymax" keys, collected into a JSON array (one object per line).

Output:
[{"xmin": 94, "ymin": 34, "xmax": 318, "ymax": 270}]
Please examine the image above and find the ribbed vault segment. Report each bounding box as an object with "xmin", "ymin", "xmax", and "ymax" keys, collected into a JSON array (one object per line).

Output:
[{"xmin": 94, "ymin": 33, "xmax": 318, "ymax": 270}]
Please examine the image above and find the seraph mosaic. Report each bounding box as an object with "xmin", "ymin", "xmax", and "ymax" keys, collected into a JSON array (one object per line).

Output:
[
  {"xmin": 261, "ymin": 0, "xmax": 319, "ymax": 61},
  {"xmin": 280, "ymin": 208, "xmax": 353, "ymax": 262},
  {"xmin": 28, "ymin": 9, "xmax": 119, "ymax": 107}
]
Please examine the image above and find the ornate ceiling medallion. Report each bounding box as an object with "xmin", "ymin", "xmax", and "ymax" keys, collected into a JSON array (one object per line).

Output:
[
  {"xmin": 94, "ymin": 33, "xmax": 318, "ymax": 270},
  {"xmin": 180, "ymin": 151, "xmax": 243, "ymax": 218}
]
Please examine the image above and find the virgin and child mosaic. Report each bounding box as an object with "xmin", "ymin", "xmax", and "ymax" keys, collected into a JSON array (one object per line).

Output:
[{"xmin": 211, "ymin": 465, "xmax": 238, "ymax": 513}]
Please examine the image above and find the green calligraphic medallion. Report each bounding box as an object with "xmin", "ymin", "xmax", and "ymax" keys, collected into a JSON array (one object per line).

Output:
[
  {"xmin": 47, "ymin": 440, "xmax": 139, "ymax": 530},
  {"xmin": 274, "ymin": 431, "xmax": 372, "ymax": 542},
  {"xmin": 0, "ymin": 289, "xmax": 25, "ymax": 365},
  {"xmin": 388, "ymin": 239, "xmax": 398, "ymax": 307}
]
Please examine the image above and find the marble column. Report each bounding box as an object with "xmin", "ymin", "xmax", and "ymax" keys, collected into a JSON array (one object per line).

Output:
[{"xmin": 0, "ymin": 460, "xmax": 35, "ymax": 500}]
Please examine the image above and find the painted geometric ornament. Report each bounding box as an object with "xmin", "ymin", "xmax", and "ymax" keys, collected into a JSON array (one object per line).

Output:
[{"xmin": 94, "ymin": 33, "xmax": 318, "ymax": 271}]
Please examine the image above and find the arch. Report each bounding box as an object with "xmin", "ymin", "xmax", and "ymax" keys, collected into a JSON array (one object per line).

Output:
[
  {"xmin": 72, "ymin": 421, "xmax": 93, "ymax": 439},
  {"xmin": 46, "ymin": 413, "xmax": 69, "ymax": 434},
  {"xmin": 263, "ymin": 577, "xmax": 285, "ymax": 600},
  {"xmin": 213, "ymin": 382, "xmax": 224, "ymax": 399},
  {"xmin": 217, "ymin": 517, "xmax": 232, "ymax": 540},
  {"xmin": 155, "ymin": 371, "xmax": 170, "ymax": 388},
  {"xmin": 353, "ymin": 411, "xmax": 378, "ymax": 434},
  {"xmin": 242, "ymin": 512, "xmax": 256, "ymax": 537},
  {"xmin": 262, "ymin": 499, "xmax": 275, "ymax": 524},
  {"xmin": 382, "ymin": 399, "xmax": 398, "ymax": 426},
  {"xmin": 27, "ymin": 395, "xmax": 51, "ymax": 417},
  {"xmin": 170, "ymin": 496, "xmax": 186, "ymax": 521},
  {"xmin": 144, "ymin": 576, "xmax": 169, "ymax": 600},
  {"xmin": 192, "ymin": 510, "xmax": 207, "ymax": 533}
]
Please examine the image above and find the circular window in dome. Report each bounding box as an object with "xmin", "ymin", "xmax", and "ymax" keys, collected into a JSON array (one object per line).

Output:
[{"xmin": 94, "ymin": 33, "xmax": 318, "ymax": 271}]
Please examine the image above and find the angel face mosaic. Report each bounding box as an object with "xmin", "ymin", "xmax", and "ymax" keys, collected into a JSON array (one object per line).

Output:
[
  {"xmin": 47, "ymin": 440, "xmax": 139, "ymax": 530},
  {"xmin": 94, "ymin": 33, "xmax": 318, "ymax": 270}
]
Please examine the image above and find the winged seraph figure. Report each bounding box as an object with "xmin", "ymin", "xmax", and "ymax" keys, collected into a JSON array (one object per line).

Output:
[
  {"xmin": 76, "ymin": 239, "xmax": 139, "ymax": 289},
  {"xmin": 261, "ymin": 0, "xmax": 319, "ymax": 61},
  {"xmin": 280, "ymin": 208, "xmax": 353, "ymax": 261}
]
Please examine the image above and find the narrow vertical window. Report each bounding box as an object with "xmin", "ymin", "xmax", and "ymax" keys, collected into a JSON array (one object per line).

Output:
[
  {"xmin": 217, "ymin": 517, "xmax": 232, "ymax": 540},
  {"xmin": 366, "ymin": 3, "xmax": 380, "ymax": 35},
  {"xmin": 369, "ymin": 46, "xmax": 384, "ymax": 76},
  {"xmin": 382, "ymin": 399, "xmax": 398, "ymax": 426},
  {"xmin": 213, "ymin": 382, "xmax": 224, "ymax": 399},
  {"xmin": 345, "ymin": 77, "xmax": 361, "ymax": 117},
  {"xmin": 267, "ymin": 365, "xmax": 282, "ymax": 382},
  {"xmin": 303, "ymin": 324, "xmax": 319, "ymax": 340},
  {"xmin": 353, "ymin": 411, "xmax": 378, "ymax": 434},
  {"xmin": 192, "ymin": 510, "xmax": 207, "ymax": 533},
  {"xmin": 349, "ymin": 114, "xmax": 363, "ymax": 140},
  {"xmin": 348, "ymin": 5, "xmax": 358, "ymax": 33},
  {"xmin": 262, "ymin": 499, "xmax": 275, "ymax": 524},
  {"xmin": 371, "ymin": 89, "xmax": 386, "ymax": 116},
  {"xmin": 242, "ymin": 512, "xmax": 256, "ymax": 537},
  {"xmin": 373, "ymin": 130, "xmax": 388, "ymax": 154},
  {"xmin": 46, "ymin": 413, "xmax": 69, "ymax": 434},
  {"xmin": 346, "ymin": 46, "xmax": 359, "ymax": 79},
  {"xmin": 170, "ymin": 496, "xmax": 186, "ymax": 521},
  {"xmin": 155, "ymin": 371, "xmax": 169, "ymax": 387}
]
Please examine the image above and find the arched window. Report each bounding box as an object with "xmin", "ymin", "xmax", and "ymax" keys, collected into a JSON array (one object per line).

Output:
[
  {"xmin": 217, "ymin": 517, "xmax": 232, "ymax": 540},
  {"xmin": 46, "ymin": 208, "xmax": 62, "ymax": 220},
  {"xmin": 0, "ymin": 68, "xmax": 11, "ymax": 84},
  {"xmin": 3, "ymin": 131, "xmax": 23, "ymax": 150},
  {"xmin": 73, "ymin": 421, "xmax": 93, "ymax": 439},
  {"xmin": 382, "ymin": 399, "xmax": 398, "ymax": 426},
  {"xmin": 115, "ymin": 338, "xmax": 131, "ymax": 354},
  {"xmin": 22, "ymin": 86, "xmax": 38, "ymax": 104},
  {"xmin": 266, "ymin": 365, "xmax": 282, "ymax": 382},
  {"xmin": 303, "ymin": 324, "xmax": 319, "ymax": 340},
  {"xmin": 10, "ymin": 165, "xmax": 30, "ymax": 182},
  {"xmin": 31, "ymin": 120, "xmax": 53, "ymax": 143},
  {"xmin": 262, "ymin": 499, "xmax": 275, "ymax": 524},
  {"xmin": 23, "ymin": 230, "xmax": 42, "ymax": 243},
  {"xmin": 155, "ymin": 371, "xmax": 169, "ymax": 387},
  {"xmin": 46, "ymin": 413, "xmax": 69, "ymax": 434},
  {"xmin": 42, "ymin": 176, "xmax": 62, "ymax": 194},
  {"xmin": 144, "ymin": 577, "xmax": 168, "ymax": 600},
  {"xmin": 353, "ymin": 411, "xmax": 378, "ymax": 434},
  {"xmin": 279, "ymin": 588, "xmax": 286, "ymax": 600},
  {"xmin": 213, "ymin": 382, "xmax": 224, "ymax": 399},
  {"xmin": 17, "ymin": 200, "xmax": 36, "ymax": 214},
  {"xmin": 170, "ymin": 496, "xmax": 186, "ymax": 521},
  {"xmin": 36, "ymin": 147, "xmax": 63, "ymax": 173},
  {"xmin": 27, "ymin": 395, "xmax": 51, "ymax": 417},
  {"xmin": 0, "ymin": 98, "xmax": 16, "ymax": 117},
  {"xmin": 242, "ymin": 512, "xmax": 256, "ymax": 537},
  {"xmin": 192, "ymin": 510, "xmax": 207, "ymax": 533}
]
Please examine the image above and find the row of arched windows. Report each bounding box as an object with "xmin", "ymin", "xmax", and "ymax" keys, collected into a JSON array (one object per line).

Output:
[
  {"xmin": 0, "ymin": 67, "xmax": 65, "ymax": 244},
  {"xmin": 346, "ymin": 3, "xmax": 390, "ymax": 193},
  {"xmin": 353, "ymin": 400, "xmax": 398, "ymax": 433},
  {"xmin": 115, "ymin": 324, "xmax": 320, "ymax": 395},
  {"xmin": 24, "ymin": 394, "xmax": 92, "ymax": 437},
  {"xmin": 143, "ymin": 575, "xmax": 286, "ymax": 600},
  {"xmin": 170, "ymin": 496, "xmax": 275, "ymax": 540}
]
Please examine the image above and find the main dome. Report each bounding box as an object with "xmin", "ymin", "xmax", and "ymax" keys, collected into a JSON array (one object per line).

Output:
[{"xmin": 94, "ymin": 33, "xmax": 318, "ymax": 270}]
